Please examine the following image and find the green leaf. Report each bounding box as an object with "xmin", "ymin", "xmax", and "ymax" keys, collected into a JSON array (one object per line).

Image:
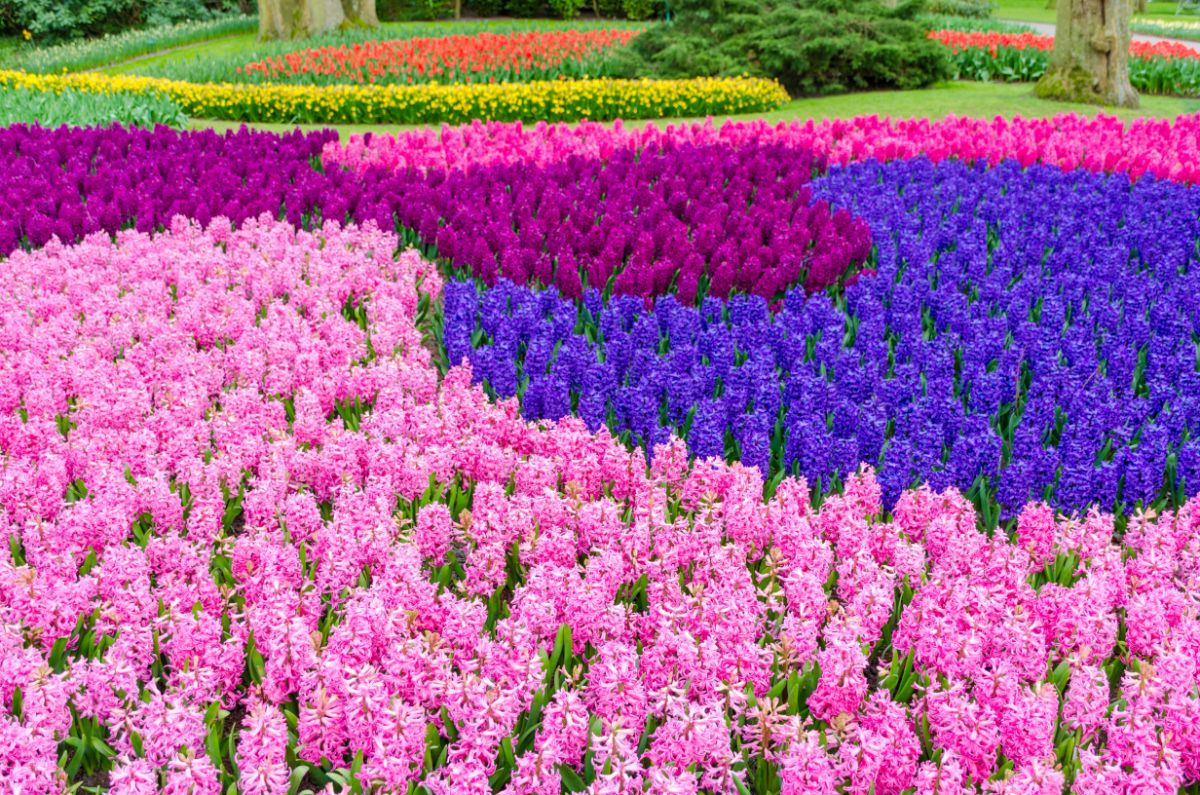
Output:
[
  {"xmin": 559, "ymin": 765, "xmax": 588, "ymax": 792},
  {"xmin": 288, "ymin": 765, "xmax": 310, "ymax": 795}
]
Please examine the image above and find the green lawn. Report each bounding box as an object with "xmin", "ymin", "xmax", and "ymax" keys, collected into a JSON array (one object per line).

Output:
[
  {"xmin": 100, "ymin": 31, "xmax": 258, "ymax": 74},
  {"xmin": 189, "ymin": 81, "xmax": 1199, "ymax": 140},
  {"xmin": 995, "ymin": 0, "xmax": 1191, "ymax": 24}
]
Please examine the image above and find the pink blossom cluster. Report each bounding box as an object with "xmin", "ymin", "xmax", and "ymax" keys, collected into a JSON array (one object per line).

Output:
[
  {"xmin": 4, "ymin": 215, "xmax": 1200, "ymax": 794},
  {"xmin": 326, "ymin": 113, "xmax": 1200, "ymax": 183}
]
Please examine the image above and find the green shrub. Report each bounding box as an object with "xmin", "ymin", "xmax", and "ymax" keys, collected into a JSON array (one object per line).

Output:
[
  {"xmin": 549, "ymin": 0, "xmax": 587, "ymax": 18},
  {"xmin": 463, "ymin": 0, "xmax": 507, "ymax": 15},
  {"xmin": 621, "ymin": 0, "xmax": 659, "ymax": 19},
  {"xmin": 503, "ymin": 0, "xmax": 550, "ymax": 16},
  {"xmin": 377, "ymin": 0, "xmax": 454, "ymax": 20},
  {"xmin": 609, "ymin": 0, "xmax": 950, "ymax": 95},
  {"xmin": 2, "ymin": 0, "xmax": 238, "ymax": 43}
]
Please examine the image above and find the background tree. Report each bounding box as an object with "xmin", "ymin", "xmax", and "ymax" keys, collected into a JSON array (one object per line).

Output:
[
  {"xmin": 258, "ymin": 0, "xmax": 378, "ymax": 39},
  {"xmin": 1034, "ymin": 0, "xmax": 1138, "ymax": 107}
]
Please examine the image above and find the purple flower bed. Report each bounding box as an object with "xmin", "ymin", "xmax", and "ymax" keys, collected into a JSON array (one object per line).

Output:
[
  {"xmin": 0, "ymin": 124, "xmax": 339, "ymax": 252},
  {"xmin": 446, "ymin": 157, "xmax": 1200, "ymax": 516},
  {"xmin": 352, "ymin": 140, "xmax": 872, "ymax": 303}
]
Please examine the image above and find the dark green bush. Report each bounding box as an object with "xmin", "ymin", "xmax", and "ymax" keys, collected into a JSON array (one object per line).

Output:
[
  {"xmin": 377, "ymin": 0, "xmax": 454, "ymax": 20},
  {"xmin": 609, "ymin": 0, "xmax": 950, "ymax": 95},
  {"xmin": 462, "ymin": 0, "xmax": 506, "ymax": 14},
  {"xmin": 502, "ymin": 0, "xmax": 549, "ymax": 16},
  {"xmin": 549, "ymin": 0, "xmax": 587, "ymax": 18},
  {"xmin": 1, "ymin": 0, "xmax": 237, "ymax": 42},
  {"xmin": 593, "ymin": 0, "xmax": 626, "ymax": 16}
]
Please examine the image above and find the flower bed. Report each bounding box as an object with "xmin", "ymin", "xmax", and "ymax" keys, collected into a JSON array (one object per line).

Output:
[
  {"xmin": 928, "ymin": 29, "xmax": 1200, "ymax": 95},
  {"xmin": 239, "ymin": 29, "xmax": 641, "ymax": 85},
  {"xmin": 357, "ymin": 139, "xmax": 870, "ymax": 302},
  {"xmin": 5, "ymin": 118, "xmax": 1200, "ymax": 793},
  {"xmin": 446, "ymin": 157, "xmax": 1200, "ymax": 516},
  {"xmin": 0, "ymin": 69, "xmax": 788, "ymax": 124},
  {"xmin": 326, "ymin": 114, "xmax": 1200, "ymax": 182}
]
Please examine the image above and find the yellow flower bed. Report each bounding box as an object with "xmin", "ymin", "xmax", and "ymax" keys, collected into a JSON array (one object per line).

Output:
[{"xmin": 0, "ymin": 69, "xmax": 789, "ymax": 124}]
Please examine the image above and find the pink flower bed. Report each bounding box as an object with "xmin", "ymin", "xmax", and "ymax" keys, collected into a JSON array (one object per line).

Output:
[
  {"xmin": 4, "ymin": 213, "xmax": 1200, "ymax": 793},
  {"xmin": 326, "ymin": 113, "xmax": 1200, "ymax": 183}
]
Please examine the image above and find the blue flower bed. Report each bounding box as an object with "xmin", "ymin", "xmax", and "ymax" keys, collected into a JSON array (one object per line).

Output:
[{"xmin": 445, "ymin": 157, "xmax": 1200, "ymax": 516}]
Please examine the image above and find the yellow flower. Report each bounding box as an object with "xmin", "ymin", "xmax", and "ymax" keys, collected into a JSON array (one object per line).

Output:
[{"xmin": 22, "ymin": 29, "xmax": 31, "ymax": 41}]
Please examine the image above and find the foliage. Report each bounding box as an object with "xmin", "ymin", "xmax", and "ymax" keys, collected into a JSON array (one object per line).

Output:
[
  {"xmin": 621, "ymin": 0, "xmax": 659, "ymax": 19},
  {"xmin": 548, "ymin": 0, "xmax": 588, "ymax": 19},
  {"xmin": 503, "ymin": 0, "xmax": 551, "ymax": 16},
  {"xmin": 11, "ymin": 16, "xmax": 256, "ymax": 73},
  {"xmin": 609, "ymin": 0, "xmax": 951, "ymax": 95},
  {"xmin": 0, "ymin": 68, "xmax": 788, "ymax": 123},
  {"xmin": 0, "ymin": 84, "xmax": 186, "ymax": 127},
  {"xmin": 0, "ymin": 0, "xmax": 239, "ymax": 43},
  {"xmin": 376, "ymin": 0, "xmax": 455, "ymax": 20}
]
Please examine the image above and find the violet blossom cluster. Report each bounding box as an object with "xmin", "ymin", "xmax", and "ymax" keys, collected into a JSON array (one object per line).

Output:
[
  {"xmin": 0, "ymin": 124, "xmax": 339, "ymax": 255},
  {"xmin": 448, "ymin": 157, "xmax": 1200, "ymax": 515},
  {"xmin": 349, "ymin": 139, "xmax": 871, "ymax": 303}
]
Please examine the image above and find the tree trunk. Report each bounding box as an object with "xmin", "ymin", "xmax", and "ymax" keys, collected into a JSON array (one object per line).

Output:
[
  {"xmin": 342, "ymin": 0, "xmax": 380, "ymax": 26},
  {"xmin": 257, "ymin": 0, "xmax": 378, "ymax": 39},
  {"xmin": 1034, "ymin": 0, "xmax": 1139, "ymax": 108}
]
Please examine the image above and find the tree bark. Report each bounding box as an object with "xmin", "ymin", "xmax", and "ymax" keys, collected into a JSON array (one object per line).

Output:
[
  {"xmin": 1034, "ymin": 0, "xmax": 1139, "ymax": 108},
  {"xmin": 341, "ymin": 0, "xmax": 380, "ymax": 26},
  {"xmin": 257, "ymin": 0, "xmax": 378, "ymax": 39}
]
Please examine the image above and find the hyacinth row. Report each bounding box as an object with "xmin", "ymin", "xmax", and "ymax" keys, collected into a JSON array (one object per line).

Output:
[
  {"xmin": 8, "ymin": 113, "xmax": 1200, "ymax": 263},
  {"xmin": 446, "ymin": 157, "xmax": 1200, "ymax": 516},
  {"xmin": 4, "ymin": 117, "xmax": 1200, "ymax": 793},
  {"xmin": 238, "ymin": 29, "xmax": 643, "ymax": 86},
  {"xmin": 4, "ymin": 213, "xmax": 1200, "ymax": 795},
  {"xmin": 357, "ymin": 139, "xmax": 871, "ymax": 302}
]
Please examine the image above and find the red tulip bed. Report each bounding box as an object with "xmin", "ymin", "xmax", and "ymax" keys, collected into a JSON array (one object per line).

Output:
[{"xmin": 237, "ymin": 29, "xmax": 642, "ymax": 85}]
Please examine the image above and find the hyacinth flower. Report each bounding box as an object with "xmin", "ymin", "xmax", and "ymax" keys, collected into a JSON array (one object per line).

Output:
[
  {"xmin": 327, "ymin": 113, "xmax": 1200, "ymax": 186},
  {"xmin": 449, "ymin": 157, "xmax": 1200, "ymax": 521},
  {"xmin": 0, "ymin": 123, "xmax": 342, "ymax": 256},
  {"xmin": 10, "ymin": 118, "xmax": 1200, "ymax": 795},
  {"xmin": 349, "ymin": 138, "xmax": 872, "ymax": 305},
  {"xmin": 3, "ymin": 209, "xmax": 1200, "ymax": 792}
]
